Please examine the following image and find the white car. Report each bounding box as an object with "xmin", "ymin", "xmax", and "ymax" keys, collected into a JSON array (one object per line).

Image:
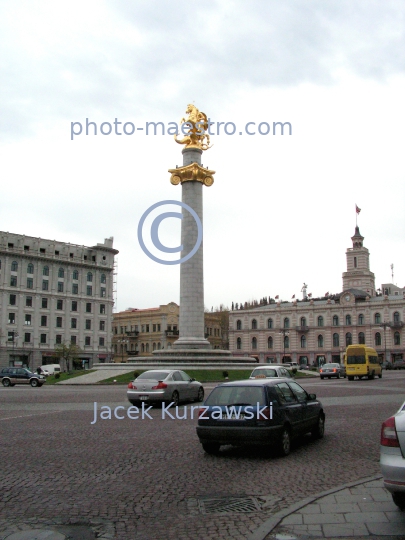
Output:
[
  {"xmin": 380, "ymin": 400, "xmax": 405, "ymax": 510},
  {"xmin": 249, "ymin": 366, "xmax": 293, "ymax": 379}
]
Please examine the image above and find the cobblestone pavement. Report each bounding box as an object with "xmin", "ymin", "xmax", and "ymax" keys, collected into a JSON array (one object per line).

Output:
[{"xmin": 0, "ymin": 373, "xmax": 404, "ymax": 539}]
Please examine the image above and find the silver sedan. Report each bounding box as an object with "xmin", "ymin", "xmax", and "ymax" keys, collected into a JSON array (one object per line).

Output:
[{"xmin": 127, "ymin": 369, "xmax": 204, "ymax": 407}]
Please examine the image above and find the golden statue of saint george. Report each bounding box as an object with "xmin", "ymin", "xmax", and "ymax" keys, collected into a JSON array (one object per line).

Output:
[{"xmin": 174, "ymin": 104, "xmax": 212, "ymax": 151}]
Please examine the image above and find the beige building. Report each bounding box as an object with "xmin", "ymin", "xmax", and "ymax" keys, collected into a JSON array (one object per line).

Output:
[
  {"xmin": 229, "ymin": 227, "xmax": 404, "ymax": 366},
  {"xmin": 112, "ymin": 303, "xmax": 225, "ymax": 361}
]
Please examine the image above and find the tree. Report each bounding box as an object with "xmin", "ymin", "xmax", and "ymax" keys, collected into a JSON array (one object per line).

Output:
[
  {"xmin": 213, "ymin": 305, "xmax": 230, "ymax": 350},
  {"xmin": 54, "ymin": 342, "xmax": 81, "ymax": 373}
]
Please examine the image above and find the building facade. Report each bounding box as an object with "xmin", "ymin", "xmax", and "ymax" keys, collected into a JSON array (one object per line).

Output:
[
  {"xmin": 112, "ymin": 303, "xmax": 224, "ymax": 361},
  {"xmin": 229, "ymin": 227, "xmax": 404, "ymax": 365},
  {"xmin": 0, "ymin": 232, "xmax": 118, "ymax": 370}
]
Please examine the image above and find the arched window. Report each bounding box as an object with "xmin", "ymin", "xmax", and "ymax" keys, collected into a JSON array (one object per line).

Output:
[
  {"xmin": 333, "ymin": 333, "xmax": 339, "ymax": 347},
  {"xmin": 87, "ymin": 272, "xmax": 93, "ymax": 282},
  {"xmin": 375, "ymin": 313, "xmax": 381, "ymax": 324},
  {"xmin": 283, "ymin": 317, "xmax": 290, "ymax": 329},
  {"xmin": 236, "ymin": 320, "xmax": 242, "ymax": 330},
  {"xmin": 394, "ymin": 332, "xmax": 401, "ymax": 345},
  {"xmin": 72, "ymin": 270, "xmax": 78, "ymax": 280},
  {"xmin": 267, "ymin": 336, "xmax": 273, "ymax": 349},
  {"xmin": 267, "ymin": 318, "xmax": 273, "ymax": 329},
  {"xmin": 300, "ymin": 317, "xmax": 306, "ymax": 327},
  {"xmin": 345, "ymin": 314, "xmax": 352, "ymax": 325},
  {"xmin": 252, "ymin": 337, "xmax": 257, "ymax": 349},
  {"xmin": 301, "ymin": 335, "xmax": 306, "ymax": 348},
  {"xmin": 284, "ymin": 335, "xmax": 289, "ymax": 348},
  {"xmin": 252, "ymin": 319, "xmax": 257, "ymax": 330},
  {"xmin": 152, "ymin": 342, "xmax": 156, "ymax": 351},
  {"xmin": 354, "ymin": 256, "xmax": 357, "ymax": 268},
  {"xmin": 27, "ymin": 263, "xmax": 34, "ymax": 274},
  {"xmin": 236, "ymin": 337, "xmax": 242, "ymax": 350},
  {"xmin": 11, "ymin": 261, "xmax": 18, "ymax": 271},
  {"xmin": 375, "ymin": 332, "xmax": 381, "ymax": 346},
  {"xmin": 358, "ymin": 314, "xmax": 364, "ymax": 325},
  {"xmin": 43, "ymin": 266, "xmax": 49, "ymax": 276},
  {"xmin": 318, "ymin": 335, "xmax": 324, "ymax": 348},
  {"xmin": 333, "ymin": 315, "xmax": 339, "ymax": 326},
  {"xmin": 346, "ymin": 332, "xmax": 352, "ymax": 346},
  {"xmin": 58, "ymin": 268, "xmax": 64, "ymax": 278},
  {"xmin": 157, "ymin": 342, "xmax": 161, "ymax": 350},
  {"xmin": 141, "ymin": 343, "xmax": 145, "ymax": 353},
  {"xmin": 394, "ymin": 312, "xmax": 400, "ymax": 323},
  {"xmin": 358, "ymin": 332, "xmax": 365, "ymax": 344},
  {"xmin": 317, "ymin": 316, "xmax": 324, "ymax": 327},
  {"xmin": 146, "ymin": 343, "xmax": 149, "ymax": 352},
  {"xmin": 101, "ymin": 274, "xmax": 106, "ymax": 284}
]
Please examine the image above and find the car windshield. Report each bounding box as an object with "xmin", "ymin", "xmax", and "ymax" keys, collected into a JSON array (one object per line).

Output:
[
  {"xmin": 252, "ymin": 369, "xmax": 277, "ymax": 378},
  {"xmin": 347, "ymin": 355, "xmax": 366, "ymax": 364},
  {"xmin": 136, "ymin": 372, "xmax": 169, "ymax": 380},
  {"xmin": 205, "ymin": 386, "xmax": 266, "ymax": 406}
]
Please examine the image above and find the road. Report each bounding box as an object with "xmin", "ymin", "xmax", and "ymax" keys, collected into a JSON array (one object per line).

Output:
[{"xmin": 0, "ymin": 372, "xmax": 404, "ymax": 539}]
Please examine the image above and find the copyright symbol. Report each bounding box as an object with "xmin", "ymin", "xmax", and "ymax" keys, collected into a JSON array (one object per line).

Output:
[{"xmin": 137, "ymin": 200, "xmax": 203, "ymax": 265}]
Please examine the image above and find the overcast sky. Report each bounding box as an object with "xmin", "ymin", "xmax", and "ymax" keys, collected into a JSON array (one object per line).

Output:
[{"xmin": 1, "ymin": 0, "xmax": 404, "ymax": 312}]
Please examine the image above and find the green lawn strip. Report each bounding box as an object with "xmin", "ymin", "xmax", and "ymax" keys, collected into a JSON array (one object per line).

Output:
[{"xmin": 47, "ymin": 370, "xmax": 96, "ymax": 385}]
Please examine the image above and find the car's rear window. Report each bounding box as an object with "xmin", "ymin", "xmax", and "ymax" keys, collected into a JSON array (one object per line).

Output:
[
  {"xmin": 347, "ymin": 355, "xmax": 366, "ymax": 364},
  {"xmin": 205, "ymin": 386, "xmax": 266, "ymax": 406},
  {"xmin": 136, "ymin": 372, "xmax": 169, "ymax": 380},
  {"xmin": 324, "ymin": 364, "xmax": 339, "ymax": 368},
  {"xmin": 252, "ymin": 369, "xmax": 277, "ymax": 378}
]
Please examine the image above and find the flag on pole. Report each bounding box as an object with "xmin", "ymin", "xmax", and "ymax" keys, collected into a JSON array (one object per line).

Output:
[
  {"xmin": 292, "ymin": 294, "xmax": 295, "ymax": 299},
  {"xmin": 356, "ymin": 204, "xmax": 361, "ymax": 214},
  {"xmin": 275, "ymin": 295, "xmax": 279, "ymax": 299},
  {"xmin": 325, "ymin": 292, "xmax": 329, "ymax": 296},
  {"xmin": 308, "ymin": 293, "xmax": 312, "ymax": 297}
]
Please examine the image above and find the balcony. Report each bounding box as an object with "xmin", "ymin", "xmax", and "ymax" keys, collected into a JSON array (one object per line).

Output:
[
  {"xmin": 390, "ymin": 321, "xmax": 404, "ymax": 329},
  {"xmin": 125, "ymin": 331, "xmax": 139, "ymax": 337},
  {"xmin": 165, "ymin": 330, "xmax": 179, "ymax": 337},
  {"xmin": 296, "ymin": 325, "xmax": 309, "ymax": 333}
]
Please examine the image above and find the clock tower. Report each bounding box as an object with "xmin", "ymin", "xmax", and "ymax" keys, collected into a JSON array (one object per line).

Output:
[{"xmin": 342, "ymin": 226, "xmax": 376, "ymax": 295}]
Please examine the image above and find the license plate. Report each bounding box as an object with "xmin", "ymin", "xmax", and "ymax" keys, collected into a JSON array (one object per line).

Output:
[
  {"xmin": 222, "ymin": 413, "xmax": 245, "ymax": 420},
  {"xmin": 139, "ymin": 396, "xmax": 149, "ymax": 401}
]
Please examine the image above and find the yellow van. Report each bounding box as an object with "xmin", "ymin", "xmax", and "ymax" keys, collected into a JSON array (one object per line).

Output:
[{"xmin": 345, "ymin": 345, "xmax": 382, "ymax": 380}]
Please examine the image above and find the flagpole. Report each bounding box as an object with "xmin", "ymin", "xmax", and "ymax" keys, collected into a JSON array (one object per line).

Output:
[{"xmin": 355, "ymin": 204, "xmax": 357, "ymax": 227}]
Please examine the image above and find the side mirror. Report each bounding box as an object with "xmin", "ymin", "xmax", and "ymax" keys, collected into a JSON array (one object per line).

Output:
[
  {"xmin": 308, "ymin": 393, "xmax": 316, "ymax": 401},
  {"xmin": 190, "ymin": 378, "xmax": 196, "ymax": 382}
]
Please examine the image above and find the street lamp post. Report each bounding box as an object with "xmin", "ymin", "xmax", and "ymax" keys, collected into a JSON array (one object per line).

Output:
[
  {"xmin": 380, "ymin": 322, "xmax": 390, "ymax": 364},
  {"xmin": 12, "ymin": 332, "xmax": 19, "ymax": 365},
  {"xmin": 279, "ymin": 329, "xmax": 290, "ymax": 364},
  {"xmin": 118, "ymin": 337, "xmax": 129, "ymax": 363}
]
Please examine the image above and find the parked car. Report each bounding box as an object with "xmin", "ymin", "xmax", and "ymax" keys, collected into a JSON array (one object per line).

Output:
[
  {"xmin": 380, "ymin": 400, "xmax": 405, "ymax": 510},
  {"xmin": 40, "ymin": 364, "xmax": 61, "ymax": 376},
  {"xmin": 0, "ymin": 367, "xmax": 46, "ymax": 387},
  {"xmin": 392, "ymin": 359, "xmax": 405, "ymax": 370},
  {"xmin": 196, "ymin": 378, "xmax": 325, "ymax": 456},
  {"xmin": 127, "ymin": 369, "xmax": 204, "ymax": 406},
  {"xmin": 381, "ymin": 361, "xmax": 393, "ymax": 370},
  {"xmin": 249, "ymin": 366, "xmax": 293, "ymax": 379},
  {"xmin": 319, "ymin": 363, "xmax": 346, "ymax": 379}
]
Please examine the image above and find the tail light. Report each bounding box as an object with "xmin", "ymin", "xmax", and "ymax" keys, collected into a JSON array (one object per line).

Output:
[
  {"xmin": 152, "ymin": 381, "xmax": 168, "ymax": 389},
  {"xmin": 198, "ymin": 407, "xmax": 208, "ymax": 418},
  {"xmin": 333, "ymin": 369, "xmax": 337, "ymax": 372},
  {"xmin": 128, "ymin": 382, "xmax": 137, "ymax": 389},
  {"xmin": 381, "ymin": 417, "xmax": 400, "ymax": 447}
]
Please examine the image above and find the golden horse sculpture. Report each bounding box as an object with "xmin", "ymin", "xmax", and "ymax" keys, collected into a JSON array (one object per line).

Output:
[{"xmin": 174, "ymin": 104, "xmax": 212, "ymax": 151}]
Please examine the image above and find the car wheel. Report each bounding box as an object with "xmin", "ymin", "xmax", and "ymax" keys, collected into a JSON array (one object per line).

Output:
[
  {"xmin": 171, "ymin": 391, "xmax": 179, "ymax": 407},
  {"xmin": 2, "ymin": 379, "xmax": 11, "ymax": 387},
  {"xmin": 278, "ymin": 426, "xmax": 291, "ymax": 457},
  {"xmin": 348, "ymin": 376, "xmax": 354, "ymax": 381},
  {"xmin": 320, "ymin": 376, "xmax": 324, "ymax": 380},
  {"xmin": 378, "ymin": 372, "xmax": 382, "ymax": 378},
  {"xmin": 196, "ymin": 387, "xmax": 204, "ymax": 402},
  {"xmin": 202, "ymin": 443, "xmax": 220, "ymax": 455},
  {"xmin": 392, "ymin": 492, "xmax": 405, "ymax": 511},
  {"xmin": 311, "ymin": 414, "xmax": 325, "ymax": 440},
  {"xmin": 337, "ymin": 373, "xmax": 341, "ymax": 379},
  {"xmin": 30, "ymin": 379, "xmax": 39, "ymax": 387},
  {"xmin": 368, "ymin": 372, "xmax": 375, "ymax": 380}
]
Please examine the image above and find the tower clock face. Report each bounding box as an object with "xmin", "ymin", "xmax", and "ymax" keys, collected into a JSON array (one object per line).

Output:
[{"xmin": 345, "ymin": 295, "xmax": 350, "ymax": 301}]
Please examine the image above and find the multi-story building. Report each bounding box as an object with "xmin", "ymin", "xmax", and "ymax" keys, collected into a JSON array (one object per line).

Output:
[
  {"xmin": 112, "ymin": 303, "xmax": 225, "ymax": 361},
  {"xmin": 0, "ymin": 232, "xmax": 118, "ymax": 369},
  {"xmin": 229, "ymin": 227, "xmax": 404, "ymax": 365}
]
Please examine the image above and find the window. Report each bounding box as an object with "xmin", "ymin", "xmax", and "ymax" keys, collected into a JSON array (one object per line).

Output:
[
  {"xmin": 152, "ymin": 342, "xmax": 156, "ymax": 351},
  {"xmin": 57, "ymin": 282, "xmax": 64, "ymax": 292},
  {"xmin": 317, "ymin": 316, "xmax": 324, "ymax": 327},
  {"xmin": 333, "ymin": 315, "xmax": 339, "ymax": 326},
  {"xmin": 42, "ymin": 280, "xmax": 48, "ymax": 291},
  {"xmin": 236, "ymin": 320, "xmax": 242, "ymax": 330},
  {"xmin": 145, "ymin": 343, "xmax": 149, "ymax": 352},
  {"xmin": 41, "ymin": 315, "xmax": 47, "ymax": 326},
  {"xmin": 394, "ymin": 312, "xmax": 400, "ymax": 323},
  {"xmin": 98, "ymin": 337, "xmax": 105, "ymax": 347},
  {"xmin": 375, "ymin": 332, "xmax": 381, "ymax": 346},
  {"xmin": 86, "ymin": 303, "xmax": 92, "ymax": 313},
  {"xmin": 333, "ymin": 333, "xmax": 339, "ymax": 347},
  {"xmin": 72, "ymin": 284, "xmax": 78, "ymax": 294},
  {"xmin": 267, "ymin": 318, "xmax": 273, "ymax": 329},
  {"xmin": 56, "ymin": 335, "xmax": 62, "ymax": 344},
  {"xmin": 86, "ymin": 286, "xmax": 92, "ymax": 296},
  {"xmin": 284, "ymin": 335, "xmax": 289, "ymax": 348},
  {"xmin": 56, "ymin": 317, "xmax": 62, "ymax": 328},
  {"xmin": 146, "ymin": 325, "xmax": 150, "ymax": 332},
  {"xmin": 57, "ymin": 299, "xmax": 63, "ymax": 310},
  {"xmin": 85, "ymin": 336, "xmax": 91, "ymax": 346},
  {"xmin": 11, "ymin": 261, "xmax": 18, "ymax": 271},
  {"xmin": 8, "ymin": 331, "xmax": 15, "ymax": 342},
  {"xmin": 153, "ymin": 324, "xmax": 156, "ymax": 332},
  {"xmin": 71, "ymin": 318, "xmax": 77, "ymax": 329},
  {"xmin": 71, "ymin": 301, "xmax": 77, "ymax": 311},
  {"xmin": 85, "ymin": 319, "xmax": 91, "ymax": 330},
  {"xmin": 26, "ymin": 277, "xmax": 33, "ymax": 289},
  {"xmin": 252, "ymin": 319, "xmax": 257, "ymax": 330},
  {"xmin": 237, "ymin": 337, "xmax": 241, "ymax": 349},
  {"xmin": 10, "ymin": 276, "xmax": 17, "ymax": 287},
  {"xmin": 358, "ymin": 314, "xmax": 364, "ymax": 325},
  {"xmin": 358, "ymin": 332, "xmax": 365, "ymax": 344},
  {"xmin": 10, "ymin": 294, "xmax": 16, "ymax": 305},
  {"xmin": 252, "ymin": 337, "xmax": 257, "ymax": 349},
  {"xmin": 72, "ymin": 270, "xmax": 78, "ymax": 280},
  {"xmin": 300, "ymin": 317, "xmax": 306, "ymax": 327},
  {"xmin": 375, "ymin": 313, "xmax": 381, "ymax": 324},
  {"xmin": 318, "ymin": 335, "xmax": 324, "ymax": 347},
  {"xmin": 345, "ymin": 314, "xmax": 352, "ymax": 325},
  {"xmin": 284, "ymin": 318, "xmax": 290, "ymax": 329},
  {"xmin": 25, "ymin": 314, "xmax": 31, "ymax": 325},
  {"xmin": 24, "ymin": 333, "xmax": 31, "ymax": 343},
  {"xmin": 301, "ymin": 335, "xmax": 306, "ymax": 348},
  {"xmin": 354, "ymin": 256, "xmax": 357, "ymax": 268},
  {"xmin": 87, "ymin": 272, "xmax": 93, "ymax": 282},
  {"xmin": 71, "ymin": 336, "xmax": 77, "ymax": 345},
  {"xmin": 40, "ymin": 334, "xmax": 47, "ymax": 344},
  {"xmin": 43, "ymin": 266, "xmax": 49, "ymax": 276},
  {"xmin": 27, "ymin": 263, "xmax": 34, "ymax": 274},
  {"xmin": 100, "ymin": 321, "xmax": 105, "ymax": 331},
  {"xmin": 58, "ymin": 268, "xmax": 64, "ymax": 278},
  {"xmin": 8, "ymin": 313, "xmax": 15, "ymax": 324},
  {"xmin": 42, "ymin": 298, "xmax": 48, "ymax": 308},
  {"xmin": 267, "ymin": 336, "xmax": 273, "ymax": 349},
  {"xmin": 100, "ymin": 288, "xmax": 106, "ymax": 297},
  {"xmin": 25, "ymin": 296, "xmax": 32, "ymax": 307},
  {"xmin": 394, "ymin": 332, "xmax": 401, "ymax": 345},
  {"xmin": 100, "ymin": 304, "xmax": 106, "ymax": 314},
  {"xmin": 346, "ymin": 332, "xmax": 352, "ymax": 346},
  {"xmin": 101, "ymin": 274, "xmax": 106, "ymax": 283}
]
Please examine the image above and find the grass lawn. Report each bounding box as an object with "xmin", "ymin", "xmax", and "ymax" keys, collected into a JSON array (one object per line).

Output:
[{"xmin": 47, "ymin": 370, "xmax": 96, "ymax": 385}]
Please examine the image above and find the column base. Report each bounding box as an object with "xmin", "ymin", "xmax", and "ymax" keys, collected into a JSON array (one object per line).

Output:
[{"xmin": 171, "ymin": 337, "xmax": 212, "ymax": 350}]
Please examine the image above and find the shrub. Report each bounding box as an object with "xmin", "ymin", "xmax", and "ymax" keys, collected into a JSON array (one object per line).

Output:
[
  {"xmin": 222, "ymin": 371, "xmax": 229, "ymax": 378},
  {"xmin": 133, "ymin": 371, "xmax": 140, "ymax": 379},
  {"xmin": 55, "ymin": 373, "xmax": 60, "ymax": 379}
]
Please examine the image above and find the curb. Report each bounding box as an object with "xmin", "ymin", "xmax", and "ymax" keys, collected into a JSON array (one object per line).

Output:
[{"xmin": 248, "ymin": 474, "xmax": 383, "ymax": 540}]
